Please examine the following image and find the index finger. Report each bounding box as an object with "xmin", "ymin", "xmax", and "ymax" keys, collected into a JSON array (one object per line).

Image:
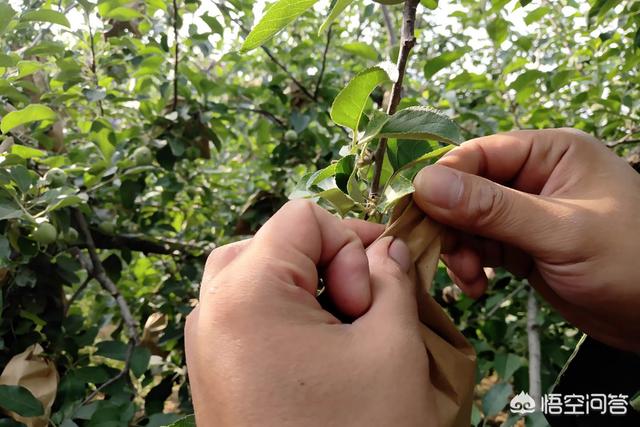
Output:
[{"xmin": 438, "ymin": 129, "xmax": 586, "ymax": 194}]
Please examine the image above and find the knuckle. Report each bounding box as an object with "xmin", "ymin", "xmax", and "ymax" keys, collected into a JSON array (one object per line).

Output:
[{"xmin": 464, "ymin": 179, "xmax": 509, "ymax": 227}]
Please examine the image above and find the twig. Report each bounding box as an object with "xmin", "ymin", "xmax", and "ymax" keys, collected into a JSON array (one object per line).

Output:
[
  {"xmin": 81, "ymin": 341, "xmax": 135, "ymax": 405},
  {"xmin": 261, "ymin": 46, "xmax": 316, "ymax": 101},
  {"xmin": 64, "ymin": 275, "xmax": 92, "ymax": 316},
  {"xmin": 380, "ymin": 5, "xmax": 398, "ymax": 47},
  {"xmin": 467, "ymin": 281, "xmax": 527, "ymax": 324},
  {"xmin": 607, "ymin": 137, "xmax": 640, "ymax": 148},
  {"xmin": 72, "ymin": 212, "xmax": 139, "ymax": 346},
  {"xmin": 527, "ymin": 286, "xmax": 542, "ymax": 404},
  {"xmin": 228, "ymin": 106, "xmax": 286, "ymax": 128},
  {"xmin": 172, "ymin": 0, "xmax": 180, "ymax": 111},
  {"xmin": 314, "ymin": 26, "xmax": 333, "ymax": 99},
  {"xmin": 217, "ymin": 2, "xmax": 316, "ymax": 102},
  {"xmin": 86, "ymin": 17, "xmax": 104, "ymax": 116},
  {"xmin": 370, "ymin": 0, "xmax": 420, "ymax": 198},
  {"xmin": 72, "ymin": 209, "xmax": 139, "ymax": 403}
]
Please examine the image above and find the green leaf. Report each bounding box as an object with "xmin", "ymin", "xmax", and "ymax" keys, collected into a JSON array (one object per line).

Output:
[
  {"xmin": 588, "ymin": 0, "xmax": 621, "ymax": 25},
  {"xmin": 379, "ymin": 175, "xmax": 413, "ymax": 212},
  {"xmin": 378, "ymin": 106, "xmax": 463, "ymax": 145},
  {"xmin": 509, "ymin": 69, "xmax": 545, "ymax": 92},
  {"xmin": 524, "ymin": 6, "xmax": 550, "ymax": 25},
  {"xmin": 95, "ymin": 340, "xmax": 128, "ymax": 361},
  {"xmin": 0, "ymin": 385, "xmax": 44, "ymax": 417},
  {"xmin": 316, "ymin": 188, "xmax": 355, "ymax": 215},
  {"xmin": 241, "ymin": 0, "xmax": 319, "ymax": 52},
  {"xmin": 10, "ymin": 145, "xmax": 45, "ymax": 159},
  {"xmin": 361, "ymin": 110, "xmax": 391, "ymax": 145},
  {"xmin": 482, "ymin": 382, "xmax": 512, "ymax": 418},
  {"xmin": 0, "ymin": 3, "xmax": 16, "ymax": 34},
  {"xmin": 103, "ymin": 7, "xmax": 144, "ymax": 21},
  {"xmin": 0, "ymin": 198, "xmax": 24, "ymax": 221},
  {"xmin": 340, "ymin": 42, "xmax": 379, "ymax": 61},
  {"xmin": 16, "ymin": 61, "xmax": 44, "ymax": 79},
  {"xmin": 130, "ymin": 346, "xmax": 151, "ymax": 377},
  {"xmin": 165, "ymin": 415, "xmax": 196, "ymax": 427},
  {"xmin": 0, "ymin": 54, "xmax": 18, "ymax": 67},
  {"xmin": 420, "ymin": 0, "xmax": 438, "ymax": 10},
  {"xmin": 319, "ymin": 0, "xmax": 354, "ymax": 34},
  {"xmin": 631, "ymin": 390, "xmax": 640, "ymax": 412},
  {"xmin": 424, "ymin": 48, "xmax": 469, "ymax": 78},
  {"xmin": 493, "ymin": 353, "xmax": 524, "ymax": 381},
  {"xmin": 486, "ymin": 17, "xmax": 508, "ymax": 45},
  {"xmin": 330, "ymin": 62, "xmax": 398, "ymax": 132},
  {"xmin": 1, "ymin": 104, "xmax": 57, "ymax": 134},
  {"xmin": 24, "ymin": 41, "xmax": 66, "ymax": 57},
  {"xmin": 21, "ymin": 9, "xmax": 71, "ymax": 28},
  {"xmin": 201, "ymin": 14, "xmax": 224, "ymax": 35}
]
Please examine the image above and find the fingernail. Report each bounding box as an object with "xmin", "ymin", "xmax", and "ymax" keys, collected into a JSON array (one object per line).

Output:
[
  {"xmin": 388, "ymin": 238, "xmax": 411, "ymax": 272},
  {"xmin": 415, "ymin": 165, "xmax": 463, "ymax": 209}
]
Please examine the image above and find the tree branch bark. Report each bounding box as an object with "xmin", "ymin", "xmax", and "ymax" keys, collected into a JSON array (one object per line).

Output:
[
  {"xmin": 79, "ymin": 228, "xmax": 210, "ymax": 260},
  {"xmin": 370, "ymin": 0, "xmax": 420, "ymax": 198},
  {"xmin": 380, "ymin": 5, "xmax": 398, "ymax": 47},
  {"xmin": 314, "ymin": 25, "xmax": 333, "ymax": 100},
  {"xmin": 172, "ymin": 0, "xmax": 180, "ymax": 111},
  {"xmin": 72, "ymin": 209, "xmax": 141, "ymax": 403},
  {"xmin": 228, "ymin": 106, "xmax": 286, "ymax": 128},
  {"xmin": 72, "ymin": 211, "xmax": 139, "ymax": 344},
  {"xmin": 527, "ymin": 286, "xmax": 542, "ymax": 404}
]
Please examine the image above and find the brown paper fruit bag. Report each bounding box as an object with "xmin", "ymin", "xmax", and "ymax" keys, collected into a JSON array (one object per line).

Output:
[
  {"xmin": 380, "ymin": 196, "xmax": 476, "ymax": 427},
  {"xmin": 0, "ymin": 344, "xmax": 59, "ymax": 427}
]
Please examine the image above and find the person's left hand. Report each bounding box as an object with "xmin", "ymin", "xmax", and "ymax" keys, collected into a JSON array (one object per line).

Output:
[{"xmin": 185, "ymin": 200, "xmax": 437, "ymax": 427}]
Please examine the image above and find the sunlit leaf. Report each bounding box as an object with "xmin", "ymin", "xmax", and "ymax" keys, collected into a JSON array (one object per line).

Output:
[
  {"xmin": 1, "ymin": 104, "xmax": 57, "ymax": 134},
  {"xmin": 424, "ymin": 48, "xmax": 469, "ymax": 78},
  {"xmin": 319, "ymin": 0, "xmax": 354, "ymax": 34},
  {"xmin": 10, "ymin": 145, "xmax": 45, "ymax": 159},
  {"xmin": 330, "ymin": 62, "xmax": 398, "ymax": 132},
  {"xmin": 0, "ymin": 3, "xmax": 16, "ymax": 34},
  {"xmin": 241, "ymin": 0, "xmax": 319, "ymax": 52},
  {"xmin": 21, "ymin": 9, "xmax": 70, "ymax": 28},
  {"xmin": 486, "ymin": 17, "xmax": 508, "ymax": 45},
  {"xmin": 524, "ymin": 6, "xmax": 550, "ymax": 25},
  {"xmin": 202, "ymin": 14, "xmax": 224, "ymax": 35}
]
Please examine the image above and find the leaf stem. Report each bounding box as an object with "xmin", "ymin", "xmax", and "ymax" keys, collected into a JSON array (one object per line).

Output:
[{"xmin": 370, "ymin": 0, "xmax": 420, "ymax": 199}]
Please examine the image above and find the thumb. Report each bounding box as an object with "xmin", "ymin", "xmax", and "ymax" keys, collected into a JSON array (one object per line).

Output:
[
  {"xmin": 357, "ymin": 236, "xmax": 418, "ymax": 327},
  {"xmin": 413, "ymin": 164, "xmax": 574, "ymax": 255}
]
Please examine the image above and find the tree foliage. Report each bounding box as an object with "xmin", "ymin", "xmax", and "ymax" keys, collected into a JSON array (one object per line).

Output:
[{"xmin": 1, "ymin": 0, "xmax": 639, "ymax": 425}]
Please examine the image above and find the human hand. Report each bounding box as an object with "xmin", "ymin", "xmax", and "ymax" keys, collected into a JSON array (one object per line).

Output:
[
  {"xmin": 413, "ymin": 128, "xmax": 640, "ymax": 352},
  {"xmin": 185, "ymin": 200, "xmax": 437, "ymax": 426}
]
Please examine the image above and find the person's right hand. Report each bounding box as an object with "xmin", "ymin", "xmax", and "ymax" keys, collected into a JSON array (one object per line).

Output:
[{"xmin": 413, "ymin": 128, "xmax": 640, "ymax": 352}]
